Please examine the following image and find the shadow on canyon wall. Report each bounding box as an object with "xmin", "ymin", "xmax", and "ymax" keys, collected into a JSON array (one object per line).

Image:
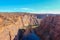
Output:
[
  {"xmin": 14, "ymin": 29, "xmax": 25, "ymax": 40},
  {"xmin": 34, "ymin": 15, "xmax": 60, "ymax": 40}
]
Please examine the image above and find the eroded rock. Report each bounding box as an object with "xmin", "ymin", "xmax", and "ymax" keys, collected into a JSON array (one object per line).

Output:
[
  {"xmin": 0, "ymin": 13, "xmax": 39, "ymax": 40},
  {"xmin": 35, "ymin": 15, "xmax": 60, "ymax": 40}
]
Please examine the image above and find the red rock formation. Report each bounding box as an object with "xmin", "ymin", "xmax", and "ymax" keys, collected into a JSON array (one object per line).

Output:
[{"xmin": 35, "ymin": 15, "xmax": 60, "ymax": 40}]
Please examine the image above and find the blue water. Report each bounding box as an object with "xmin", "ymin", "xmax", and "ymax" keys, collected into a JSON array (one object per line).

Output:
[{"xmin": 22, "ymin": 31, "xmax": 40, "ymax": 40}]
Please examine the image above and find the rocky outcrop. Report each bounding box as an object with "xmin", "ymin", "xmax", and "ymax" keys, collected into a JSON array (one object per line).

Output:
[
  {"xmin": 35, "ymin": 15, "xmax": 60, "ymax": 40},
  {"xmin": 0, "ymin": 13, "xmax": 39, "ymax": 40}
]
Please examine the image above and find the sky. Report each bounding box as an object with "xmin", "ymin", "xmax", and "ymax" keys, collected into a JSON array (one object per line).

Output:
[{"xmin": 0, "ymin": 0, "xmax": 60, "ymax": 14}]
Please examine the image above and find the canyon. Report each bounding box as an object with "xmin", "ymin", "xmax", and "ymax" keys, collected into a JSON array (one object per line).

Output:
[
  {"xmin": 0, "ymin": 13, "xmax": 60, "ymax": 40},
  {"xmin": 0, "ymin": 13, "xmax": 41, "ymax": 40}
]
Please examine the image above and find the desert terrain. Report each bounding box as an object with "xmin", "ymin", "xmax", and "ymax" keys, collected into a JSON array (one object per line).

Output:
[{"xmin": 0, "ymin": 13, "xmax": 60, "ymax": 40}]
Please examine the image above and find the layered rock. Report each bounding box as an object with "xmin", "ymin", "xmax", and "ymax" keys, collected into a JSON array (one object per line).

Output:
[
  {"xmin": 35, "ymin": 15, "xmax": 60, "ymax": 40},
  {"xmin": 0, "ymin": 13, "xmax": 39, "ymax": 40}
]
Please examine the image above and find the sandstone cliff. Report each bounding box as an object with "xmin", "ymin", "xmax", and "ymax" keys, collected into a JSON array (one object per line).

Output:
[
  {"xmin": 35, "ymin": 15, "xmax": 60, "ymax": 40},
  {"xmin": 0, "ymin": 13, "xmax": 40, "ymax": 40}
]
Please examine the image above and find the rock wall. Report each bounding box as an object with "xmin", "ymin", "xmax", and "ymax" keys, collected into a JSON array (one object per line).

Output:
[
  {"xmin": 35, "ymin": 15, "xmax": 60, "ymax": 40},
  {"xmin": 0, "ymin": 13, "xmax": 39, "ymax": 40}
]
